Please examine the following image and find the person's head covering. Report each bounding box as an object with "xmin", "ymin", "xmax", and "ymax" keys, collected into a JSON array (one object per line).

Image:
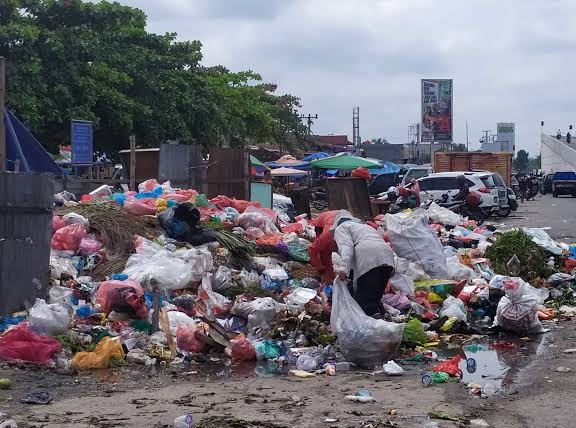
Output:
[{"xmin": 330, "ymin": 210, "xmax": 359, "ymax": 231}]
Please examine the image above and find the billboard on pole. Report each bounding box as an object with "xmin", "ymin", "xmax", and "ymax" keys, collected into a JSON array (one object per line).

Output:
[{"xmin": 421, "ymin": 79, "xmax": 453, "ymax": 142}]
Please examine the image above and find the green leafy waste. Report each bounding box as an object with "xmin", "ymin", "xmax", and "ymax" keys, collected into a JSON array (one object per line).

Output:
[{"xmin": 485, "ymin": 230, "xmax": 555, "ymax": 280}]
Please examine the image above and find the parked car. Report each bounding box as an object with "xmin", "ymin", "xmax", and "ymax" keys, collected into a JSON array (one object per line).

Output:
[
  {"xmin": 541, "ymin": 173, "xmax": 554, "ymax": 195},
  {"xmin": 552, "ymin": 171, "xmax": 576, "ymax": 198},
  {"xmin": 507, "ymin": 187, "xmax": 518, "ymax": 211},
  {"xmin": 400, "ymin": 166, "xmax": 433, "ymax": 187},
  {"xmin": 418, "ymin": 172, "xmax": 499, "ymax": 214},
  {"xmin": 478, "ymin": 172, "xmax": 510, "ymax": 217}
]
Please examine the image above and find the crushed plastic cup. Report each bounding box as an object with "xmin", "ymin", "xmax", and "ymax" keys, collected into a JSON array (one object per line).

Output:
[{"xmin": 174, "ymin": 414, "xmax": 194, "ymax": 428}]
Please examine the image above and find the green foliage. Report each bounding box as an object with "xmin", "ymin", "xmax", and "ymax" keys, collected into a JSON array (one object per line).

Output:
[
  {"xmin": 484, "ymin": 229, "xmax": 553, "ymax": 280},
  {"xmin": 1, "ymin": 0, "xmax": 306, "ymax": 156},
  {"xmin": 514, "ymin": 149, "xmax": 530, "ymax": 172}
]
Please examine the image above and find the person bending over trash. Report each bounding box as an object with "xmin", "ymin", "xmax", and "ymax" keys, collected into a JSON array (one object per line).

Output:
[{"xmin": 330, "ymin": 210, "xmax": 395, "ymax": 317}]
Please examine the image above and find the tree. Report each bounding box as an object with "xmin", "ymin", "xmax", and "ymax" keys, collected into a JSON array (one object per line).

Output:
[
  {"xmin": 514, "ymin": 150, "xmax": 530, "ymax": 172},
  {"xmin": 370, "ymin": 137, "xmax": 389, "ymax": 144},
  {"xmin": 0, "ymin": 0, "xmax": 306, "ymax": 156},
  {"xmin": 528, "ymin": 154, "xmax": 541, "ymax": 172},
  {"xmin": 451, "ymin": 143, "xmax": 468, "ymax": 152}
]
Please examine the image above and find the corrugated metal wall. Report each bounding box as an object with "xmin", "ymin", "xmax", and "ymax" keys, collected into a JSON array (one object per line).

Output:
[
  {"xmin": 159, "ymin": 144, "xmax": 205, "ymax": 193},
  {"xmin": 0, "ymin": 173, "xmax": 54, "ymax": 315},
  {"xmin": 207, "ymin": 148, "xmax": 249, "ymax": 199},
  {"xmin": 434, "ymin": 152, "xmax": 513, "ymax": 186}
]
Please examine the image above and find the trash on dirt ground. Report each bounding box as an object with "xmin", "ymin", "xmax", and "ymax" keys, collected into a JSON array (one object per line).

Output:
[
  {"xmin": 0, "ymin": 379, "xmax": 11, "ymax": 390},
  {"xmin": 556, "ymin": 367, "xmax": 571, "ymax": 373},
  {"xmin": 20, "ymin": 391, "xmax": 52, "ymax": 405},
  {"xmin": 345, "ymin": 389, "xmax": 375, "ymax": 403},
  {"xmin": 382, "ymin": 360, "xmax": 403, "ymax": 376}
]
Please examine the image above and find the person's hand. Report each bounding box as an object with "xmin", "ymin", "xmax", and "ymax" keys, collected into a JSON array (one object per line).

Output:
[{"xmin": 337, "ymin": 271, "xmax": 347, "ymax": 280}]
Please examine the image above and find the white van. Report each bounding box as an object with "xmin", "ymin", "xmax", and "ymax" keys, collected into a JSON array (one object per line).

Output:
[{"xmin": 400, "ymin": 166, "xmax": 433, "ymax": 186}]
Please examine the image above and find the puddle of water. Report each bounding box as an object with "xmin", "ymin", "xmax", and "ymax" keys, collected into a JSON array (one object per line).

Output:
[{"xmin": 438, "ymin": 335, "xmax": 545, "ymax": 393}]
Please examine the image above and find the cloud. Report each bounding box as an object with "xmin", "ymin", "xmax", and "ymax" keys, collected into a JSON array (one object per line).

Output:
[{"xmin": 116, "ymin": 0, "xmax": 576, "ymax": 154}]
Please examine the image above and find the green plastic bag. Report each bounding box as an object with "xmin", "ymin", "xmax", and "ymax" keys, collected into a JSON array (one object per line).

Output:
[
  {"xmin": 403, "ymin": 318, "xmax": 428, "ymax": 345},
  {"xmin": 288, "ymin": 242, "xmax": 309, "ymax": 263},
  {"xmin": 195, "ymin": 194, "xmax": 209, "ymax": 207}
]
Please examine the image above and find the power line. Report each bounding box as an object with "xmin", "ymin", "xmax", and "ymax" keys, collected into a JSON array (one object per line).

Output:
[{"xmin": 299, "ymin": 113, "xmax": 318, "ymax": 135}]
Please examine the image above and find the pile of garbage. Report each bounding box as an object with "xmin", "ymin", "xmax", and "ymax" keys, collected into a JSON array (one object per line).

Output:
[{"xmin": 2, "ymin": 179, "xmax": 576, "ymax": 394}]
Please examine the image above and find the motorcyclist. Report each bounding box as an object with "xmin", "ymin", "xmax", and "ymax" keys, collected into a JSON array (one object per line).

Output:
[{"xmin": 453, "ymin": 175, "xmax": 470, "ymax": 201}]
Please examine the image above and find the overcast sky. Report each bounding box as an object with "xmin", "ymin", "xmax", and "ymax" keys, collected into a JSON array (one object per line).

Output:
[{"xmin": 116, "ymin": 0, "xmax": 576, "ymax": 155}]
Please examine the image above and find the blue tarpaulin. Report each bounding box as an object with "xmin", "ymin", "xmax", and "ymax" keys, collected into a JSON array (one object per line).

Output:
[
  {"xmin": 5, "ymin": 109, "xmax": 62, "ymax": 174},
  {"xmin": 302, "ymin": 152, "xmax": 330, "ymax": 162},
  {"xmin": 368, "ymin": 161, "xmax": 401, "ymax": 175}
]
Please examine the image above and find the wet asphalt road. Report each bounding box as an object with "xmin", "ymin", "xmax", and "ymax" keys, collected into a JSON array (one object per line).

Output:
[{"xmin": 490, "ymin": 192, "xmax": 576, "ymax": 242}]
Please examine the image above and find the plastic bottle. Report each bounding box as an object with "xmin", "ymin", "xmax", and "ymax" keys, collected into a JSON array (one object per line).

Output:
[{"xmin": 174, "ymin": 414, "xmax": 194, "ymax": 428}]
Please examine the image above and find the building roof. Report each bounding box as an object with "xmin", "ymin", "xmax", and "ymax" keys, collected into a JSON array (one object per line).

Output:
[{"xmin": 312, "ymin": 135, "xmax": 352, "ymax": 147}]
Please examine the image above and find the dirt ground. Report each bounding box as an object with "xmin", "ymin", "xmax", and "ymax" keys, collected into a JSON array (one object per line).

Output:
[{"xmin": 1, "ymin": 320, "xmax": 575, "ymax": 428}]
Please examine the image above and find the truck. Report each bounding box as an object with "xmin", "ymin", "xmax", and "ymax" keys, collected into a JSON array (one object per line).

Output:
[
  {"xmin": 552, "ymin": 171, "xmax": 576, "ymax": 198},
  {"xmin": 433, "ymin": 152, "xmax": 513, "ymax": 186}
]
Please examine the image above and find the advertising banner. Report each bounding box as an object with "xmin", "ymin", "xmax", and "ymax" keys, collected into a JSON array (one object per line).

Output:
[
  {"xmin": 421, "ymin": 79, "xmax": 453, "ymax": 142},
  {"xmin": 71, "ymin": 120, "xmax": 93, "ymax": 164}
]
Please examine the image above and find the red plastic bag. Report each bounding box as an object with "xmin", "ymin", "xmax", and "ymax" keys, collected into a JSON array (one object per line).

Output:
[
  {"xmin": 210, "ymin": 195, "xmax": 232, "ymax": 209},
  {"xmin": 0, "ymin": 323, "xmax": 61, "ymax": 364},
  {"xmin": 230, "ymin": 199, "xmax": 261, "ymax": 214},
  {"xmin": 231, "ymin": 337, "xmax": 256, "ymax": 361},
  {"xmin": 433, "ymin": 355, "xmax": 463, "ymax": 378},
  {"xmin": 351, "ymin": 167, "xmax": 371, "ymax": 181},
  {"xmin": 176, "ymin": 324, "xmax": 206, "ymax": 353},
  {"xmin": 52, "ymin": 216, "xmax": 66, "ymax": 233},
  {"xmin": 124, "ymin": 198, "xmax": 157, "ymax": 216},
  {"xmin": 51, "ymin": 223, "xmax": 87, "ymax": 251},
  {"xmin": 96, "ymin": 280, "xmax": 148, "ymax": 319},
  {"xmin": 565, "ymin": 258, "xmax": 576, "ymax": 272}
]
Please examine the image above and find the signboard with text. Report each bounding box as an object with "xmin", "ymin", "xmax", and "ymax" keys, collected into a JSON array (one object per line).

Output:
[
  {"xmin": 421, "ymin": 79, "xmax": 453, "ymax": 142},
  {"xmin": 71, "ymin": 120, "xmax": 93, "ymax": 164}
]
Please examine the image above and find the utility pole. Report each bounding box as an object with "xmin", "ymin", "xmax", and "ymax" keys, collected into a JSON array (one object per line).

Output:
[
  {"xmin": 352, "ymin": 107, "xmax": 360, "ymax": 147},
  {"xmin": 466, "ymin": 120, "xmax": 469, "ymax": 151},
  {"xmin": 299, "ymin": 113, "xmax": 318, "ymax": 135},
  {"xmin": 129, "ymin": 134, "xmax": 136, "ymax": 191},
  {"xmin": 0, "ymin": 57, "xmax": 5, "ymax": 172}
]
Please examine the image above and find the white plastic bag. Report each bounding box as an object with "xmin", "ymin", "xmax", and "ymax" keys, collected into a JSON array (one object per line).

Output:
[
  {"xmin": 523, "ymin": 228, "xmax": 563, "ymax": 256},
  {"xmin": 389, "ymin": 273, "xmax": 415, "ymax": 297},
  {"xmin": 28, "ymin": 299, "xmax": 71, "ymax": 336},
  {"xmin": 440, "ymin": 296, "xmax": 467, "ymax": 322},
  {"xmin": 62, "ymin": 212, "xmax": 90, "ymax": 230},
  {"xmin": 446, "ymin": 256, "xmax": 477, "ymax": 281},
  {"xmin": 124, "ymin": 254, "xmax": 195, "ymax": 290},
  {"xmin": 48, "ymin": 286, "xmax": 74, "ymax": 307},
  {"xmin": 495, "ymin": 278, "xmax": 546, "ymax": 334},
  {"xmin": 427, "ymin": 202, "xmax": 461, "ymax": 226},
  {"xmin": 231, "ymin": 297, "xmax": 279, "ymax": 331},
  {"xmin": 386, "ymin": 210, "xmax": 448, "ymax": 279},
  {"xmin": 165, "ymin": 311, "xmax": 196, "ymax": 337},
  {"xmin": 394, "ymin": 257, "xmax": 430, "ymax": 282},
  {"xmin": 214, "ymin": 265, "xmax": 234, "ymax": 292},
  {"xmin": 331, "ymin": 278, "xmax": 404, "ymax": 368},
  {"xmin": 198, "ymin": 273, "xmax": 230, "ymax": 316},
  {"xmin": 240, "ymin": 270, "xmax": 260, "ymax": 288},
  {"xmin": 49, "ymin": 255, "xmax": 78, "ymax": 279}
]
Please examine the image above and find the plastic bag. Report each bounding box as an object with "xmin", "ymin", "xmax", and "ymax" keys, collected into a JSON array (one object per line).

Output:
[
  {"xmin": 245, "ymin": 226, "xmax": 265, "ymax": 241},
  {"xmin": 176, "ymin": 324, "xmax": 205, "ymax": 353},
  {"xmin": 386, "ymin": 210, "xmax": 448, "ymax": 279},
  {"xmin": 402, "ymin": 318, "xmax": 428, "ymax": 345},
  {"xmin": 394, "ymin": 257, "xmax": 430, "ymax": 282},
  {"xmin": 427, "ymin": 202, "xmax": 461, "ymax": 227},
  {"xmin": 238, "ymin": 211, "xmax": 279, "ymax": 235},
  {"xmin": 495, "ymin": 278, "xmax": 546, "ymax": 333},
  {"xmin": 78, "ymin": 237, "xmax": 103, "ymax": 255},
  {"xmin": 0, "ymin": 323, "xmax": 61, "ymax": 364},
  {"xmin": 331, "ymin": 277, "xmax": 404, "ymax": 368},
  {"xmin": 71, "ymin": 337, "xmax": 124, "ymax": 370},
  {"xmin": 231, "ymin": 337, "xmax": 257, "ymax": 361},
  {"xmin": 240, "ymin": 270, "xmax": 260, "ymax": 288},
  {"xmin": 231, "ymin": 199, "xmax": 261, "ymax": 214},
  {"xmin": 63, "ymin": 212, "xmax": 90, "ymax": 229},
  {"xmin": 198, "ymin": 273, "xmax": 231, "ymax": 316},
  {"xmin": 49, "ymin": 255, "xmax": 78, "ymax": 279},
  {"xmin": 381, "ymin": 293, "xmax": 411, "ymax": 311},
  {"xmin": 288, "ymin": 241, "xmax": 310, "ymax": 263},
  {"xmin": 210, "ymin": 195, "xmax": 232, "ymax": 209},
  {"xmin": 51, "ymin": 223, "xmax": 87, "ymax": 251},
  {"xmin": 446, "ymin": 256, "xmax": 477, "ymax": 281},
  {"xmin": 124, "ymin": 198, "xmax": 157, "ymax": 216},
  {"xmin": 96, "ymin": 279, "xmax": 148, "ymax": 319},
  {"xmin": 231, "ymin": 297, "xmax": 279, "ymax": 331},
  {"xmin": 123, "ymin": 253, "xmax": 201, "ymax": 290},
  {"xmin": 48, "ymin": 286, "xmax": 74, "ymax": 307},
  {"xmin": 523, "ymin": 228, "xmax": 563, "ymax": 256},
  {"xmin": 254, "ymin": 340, "xmax": 281, "ymax": 360},
  {"xmin": 28, "ymin": 299, "xmax": 71, "ymax": 336},
  {"xmin": 214, "ymin": 265, "xmax": 234, "ymax": 292},
  {"xmin": 52, "ymin": 216, "xmax": 66, "ymax": 233},
  {"xmin": 138, "ymin": 179, "xmax": 160, "ymax": 193},
  {"xmin": 440, "ymin": 296, "xmax": 467, "ymax": 322},
  {"xmin": 433, "ymin": 355, "xmax": 463, "ymax": 378},
  {"xmin": 389, "ymin": 273, "xmax": 414, "ymax": 296}
]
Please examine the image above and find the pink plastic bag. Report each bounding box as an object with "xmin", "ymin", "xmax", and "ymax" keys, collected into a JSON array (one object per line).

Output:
[
  {"xmin": 79, "ymin": 237, "xmax": 103, "ymax": 255},
  {"xmin": 230, "ymin": 199, "xmax": 261, "ymax": 214},
  {"xmin": 124, "ymin": 198, "xmax": 157, "ymax": 216},
  {"xmin": 231, "ymin": 337, "xmax": 256, "ymax": 361},
  {"xmin": 0, "ymin": 323, "xmax": 61, "ymax": 364},
  {"xmin": 51, "ymin": 223, "xmax": 87, "ymax": 251},
  {"xmin": 176, "ymin": 325, "xmax": 206, "ymax": 353},
  {"xmin": 210, "ymin": 195, "xmax": 232, "ymax": 209},
  {"xmin": 52, "ymin": 216, "xmax": 66, "ymax": 233},
  {"xmin": 96, "ymin": 280, "xmax": 148, "ymax": 319}
]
